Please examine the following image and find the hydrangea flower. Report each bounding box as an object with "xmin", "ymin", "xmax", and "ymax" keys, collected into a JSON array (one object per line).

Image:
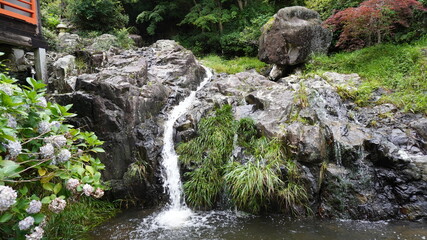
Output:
[
  {"xmin": 0, "ymin": 185, "xmax": 17, "ymax": 211},
  {"xmin": 82, "ymin": 184, "xmax": 94, "ymax": 196},
  {"xmin": 18, "ymin": 216, "xmax": 34, "ymax": 230},
  {"xmin": 50, "ymin": 121, "xmax": 61, "ymax": 130},
  {"xmin": 44, "ymin": 135, "xmax": 67, "ymax": 148},
  {"xmin": 26, "ymin": 200, "xmax": 42, "ymax": 214},
  {"xmin": 66, "ymin": 178, "xmax": 80, "ymax": 192},
  {"xmin": 40, "ymin": 143, "xmax": 54, "ymax": 159},
  {"xmin": 93, "ymin": 188, "xmax": 104, "ymax": 198},
  {"xmin": 0, "ymin": 83, "xmax": 13, "ymax": 95},
  {"xmin": 25, "ymin": 226, "xmax": 44, "ymax": 240},
  {"xmin": 37, "ymin": 121, "xmax": 51, "ymax": 134},
  {"xmin": 6, "ymin": 140, "xmax": 22, "ymax": 158},
  {"xmin": 48, "ymin": 198, "xmax": 66, "ymax": 213},
  {"xmin": 56, "ymin": 149, "xmax": 71, "ymax": 163},
  {"xmin": 36, "ymin": 97, "xmax": 47, "ymax": 108},
  {"xmin": 6, "ymin": 114, "xmax": 17, "ymax": 128}
]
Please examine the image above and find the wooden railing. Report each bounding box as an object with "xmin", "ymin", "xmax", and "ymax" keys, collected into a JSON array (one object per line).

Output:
[{"xmin": 0, "ymin": 0, "xmax": 37, "ymax": 25}]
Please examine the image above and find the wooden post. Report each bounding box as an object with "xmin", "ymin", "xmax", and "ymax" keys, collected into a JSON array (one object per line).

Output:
[{"xmin": 34, "ymin": 47, "xmax": 46, "ymax": 82}]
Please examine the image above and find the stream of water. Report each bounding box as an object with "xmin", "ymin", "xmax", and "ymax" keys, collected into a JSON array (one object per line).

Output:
[
  {"xmin": 87, "ymin": 67, "xmax": 426, "ymax": 240},
  {"xmin": 153, "ymin": 65, "xmax": 212, "ymax": 228}
]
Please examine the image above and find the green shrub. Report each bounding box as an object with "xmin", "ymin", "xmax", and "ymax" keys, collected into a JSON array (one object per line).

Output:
[
  {"xmin": 67, "ymin": 0, "xmax": 129, "ymax": 32},
  {"xmin": 0, "ymin": 73, "xmax": 108, "ymax": 239},
  {"xmin": 113, "ymin": 28, "xmax": 135, "ymax": 50},
  {"xmin": 42, "ymin": 28, "xmax": 59, "ymax": 51}
]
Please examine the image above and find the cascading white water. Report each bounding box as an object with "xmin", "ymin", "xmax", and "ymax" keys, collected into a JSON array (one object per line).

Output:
[{"xmin": 155, "ymin": 66, "xmax": 212, "ymax": 228}]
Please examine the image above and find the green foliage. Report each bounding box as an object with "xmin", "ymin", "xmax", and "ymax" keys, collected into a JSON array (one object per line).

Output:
[
  {"xmin": 178, "ymin": 105, "xmax": 235, "ymax": 208},
  {"xmin": 0, "ymin": 52, "xmax": 8, "ymax": 73},
  {"xmin": 113, "ymin": 28, "xmax": 135, "ymax": 49},
  {"xmin": 44, "ymin": 198, "xmax": 117, "ymax": 239},
  {"xmin": 0, "ymin": 73, "xmax": 108, "ymax": 239},
  {"xmin": 40, "ymin": 0, "xmax": 64, "ymax": 31},
  {"xmin": 42, "ymin": 28, "xmax": 60, "ymax": 51},
  {"xmin": 305, "ymin": 37, "xmax": 427, "ymax": 113},
  {"xmin": 67, "ymin": 0, "xmax": 129, "ymax": 32},
  {"xmin": 177, "ymin": 0, "xmax": 275, "ymax": 56},
  {"xmin": 136, "ymin": 2, "xmax": 178, "ymax": 35},
  {"xmin": 200, "ymin": 55, "xmax": 267, "ymax": 74},
  {"xmin": 304, "ymin": 0, "xmax": 363, "ymax": 19},
  {"xmin": 178, "ymin": 105, "xmax": 308, "ymax": 214}
]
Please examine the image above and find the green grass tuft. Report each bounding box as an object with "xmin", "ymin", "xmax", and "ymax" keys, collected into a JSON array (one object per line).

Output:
[
  {"xmin": 178, "ymin": 105, "xmax": 308, "ymax": 214},
  {"xmin": 305, "ymin": 37, "xmax": 427, "ymax": 113},
  {"xmin": 44, "ymin": 198, "xmax": 118, "ymax": 239},
  {"xmin": 201, "ymin": 55, "xmax": 267, "ymax": 74}
]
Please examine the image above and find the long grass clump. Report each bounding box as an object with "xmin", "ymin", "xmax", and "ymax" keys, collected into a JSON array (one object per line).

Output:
[
  {"xmin": 178, "ymin": 105, "xmax": 308, "ymax": 214},
  {"xmin": 44, "ymin": 198, "xmax": 118, "ymax": 239}
]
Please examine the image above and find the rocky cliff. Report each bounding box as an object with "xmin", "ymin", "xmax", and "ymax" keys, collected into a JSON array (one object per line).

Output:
[{"xmin": 48, "ymin": 40, "xmax": 426, "ymax": 220}]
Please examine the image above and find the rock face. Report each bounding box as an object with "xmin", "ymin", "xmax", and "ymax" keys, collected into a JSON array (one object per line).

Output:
[
  {"xmin": 48, "ymin": 40, "xmax": 426, "ymax": 220},
  {"xmin": 181, "ymin": 70, "xmax": 426, "ymax": 220},
  {"xmin": 258, "ymin": 6, "xmax": 332, "ymax": 79},
  {"xmin": 51, "ymin": 40, "xmax": 205, "ymax": 204}
]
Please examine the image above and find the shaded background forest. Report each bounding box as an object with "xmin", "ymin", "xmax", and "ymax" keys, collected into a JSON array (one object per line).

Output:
[{"xmin": 41, "ymin": 0, "xmax": 426, "ymax": 56}]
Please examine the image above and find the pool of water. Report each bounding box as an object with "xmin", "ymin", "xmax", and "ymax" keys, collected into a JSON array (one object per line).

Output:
[{"xmin": 86, "ymin": 209, "xmax": 427, "ymax": 240}]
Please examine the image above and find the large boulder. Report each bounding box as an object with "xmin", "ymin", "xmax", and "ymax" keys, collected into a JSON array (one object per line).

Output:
[
  {"xmin": 51, "ymin": 40, "xmax": 206, "ymax": 205},
  {"xmin": 258, "ymin": 6, "xmax": 332, "ymax": 78}
]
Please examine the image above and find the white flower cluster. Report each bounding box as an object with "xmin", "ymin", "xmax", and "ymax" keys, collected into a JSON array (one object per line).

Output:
[
  {"xmin": 6, "ymin": 114, "xmax": 17, "ymax": 128},
  {"xmin": 38, "ymin": 121, "xmax": 51, "ymax": 134},
  {"xmin": 40, "ymin": 143, "xmax": 54, "ymax": 159},
  {"xmin": 45, "ymin": 135, "xmax": 67, "ymax": 148},
  {"xmin": 93, "ymin": 188, "xmax": 104, "ymax": 198},
  {"xmin": 18, "ymin": 216, "xmax": 34, "ymax": 230},
  {"xmin": 50, "ymin": 121, "xmax": 60, "ymax": 129},
  {"xmin": 0, "ymin": 83, "xmax": 13, "ymax": 95},
  {"xmin": 83, "ymin": 184, "xmax": 94, "ymax": 196},
  {"xmin": 0, "ymin": 185, "xmax": 17, "ymax": 211},
  {"xmin": 48, "ymin": 198, "xmax": 66, "ymax": 213},
  {"xmin": 56, "ymin": 149, "xmax": 71, "ymax": 163},
  {"xmin": 6, "ymin": 140, "xmax": 22, "ymax": 158},
  {"xmin": 25, "ymin": 226, "xmax": 44, "ymax": 240},
  {"xmin": 66, "ymin": 178, "xmax": 80, "ymax": 192},
  {"xmin": 26, "ymin": 200, "xmax": 42, "ymax": 214},
  {"xmin": 36, "ymin": 97, "xmax": 47, "ymax": 108}
]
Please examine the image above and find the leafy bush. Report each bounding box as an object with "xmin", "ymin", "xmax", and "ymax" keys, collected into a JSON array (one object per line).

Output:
[
  {"xmin": 324, "ymin": 0, "xmax": 426, "ymax": 50},
  {"xmin": 0, "ymin": 73, "xmax": 107, "ymax": 239},
  {"xmin": 67, "ymin": 0, "xmax": 129, "ymax": 32},
  {"xmin": 177, "ymin": 105, "xmax": 308, "ymax": 214}
]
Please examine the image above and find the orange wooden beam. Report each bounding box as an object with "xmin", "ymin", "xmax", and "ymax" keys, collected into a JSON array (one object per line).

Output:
[{"xmin": 0, "ymin": 0, "xmax": 37, "ymax": 25}]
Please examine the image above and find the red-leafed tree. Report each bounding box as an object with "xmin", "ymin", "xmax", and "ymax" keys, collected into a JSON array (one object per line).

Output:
[{"xmin": 324, "ymin": 0, "xmax": 426, "ymax": 50}]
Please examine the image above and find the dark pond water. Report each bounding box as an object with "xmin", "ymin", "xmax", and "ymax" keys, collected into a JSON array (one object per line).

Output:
[{"xmin": 86, "ymin": 209, "xmax": 427, "ymax": 240}]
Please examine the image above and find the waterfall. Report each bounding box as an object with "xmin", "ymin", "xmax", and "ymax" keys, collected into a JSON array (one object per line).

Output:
[{"xmin": 155, "ymin": 66, "xmax": 212, "ymax": 228}]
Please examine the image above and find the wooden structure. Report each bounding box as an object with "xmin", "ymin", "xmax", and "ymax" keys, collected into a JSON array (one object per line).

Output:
[{"xmin": 0, "ymin": 0, "xmax": 47, "ymax": 81}]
